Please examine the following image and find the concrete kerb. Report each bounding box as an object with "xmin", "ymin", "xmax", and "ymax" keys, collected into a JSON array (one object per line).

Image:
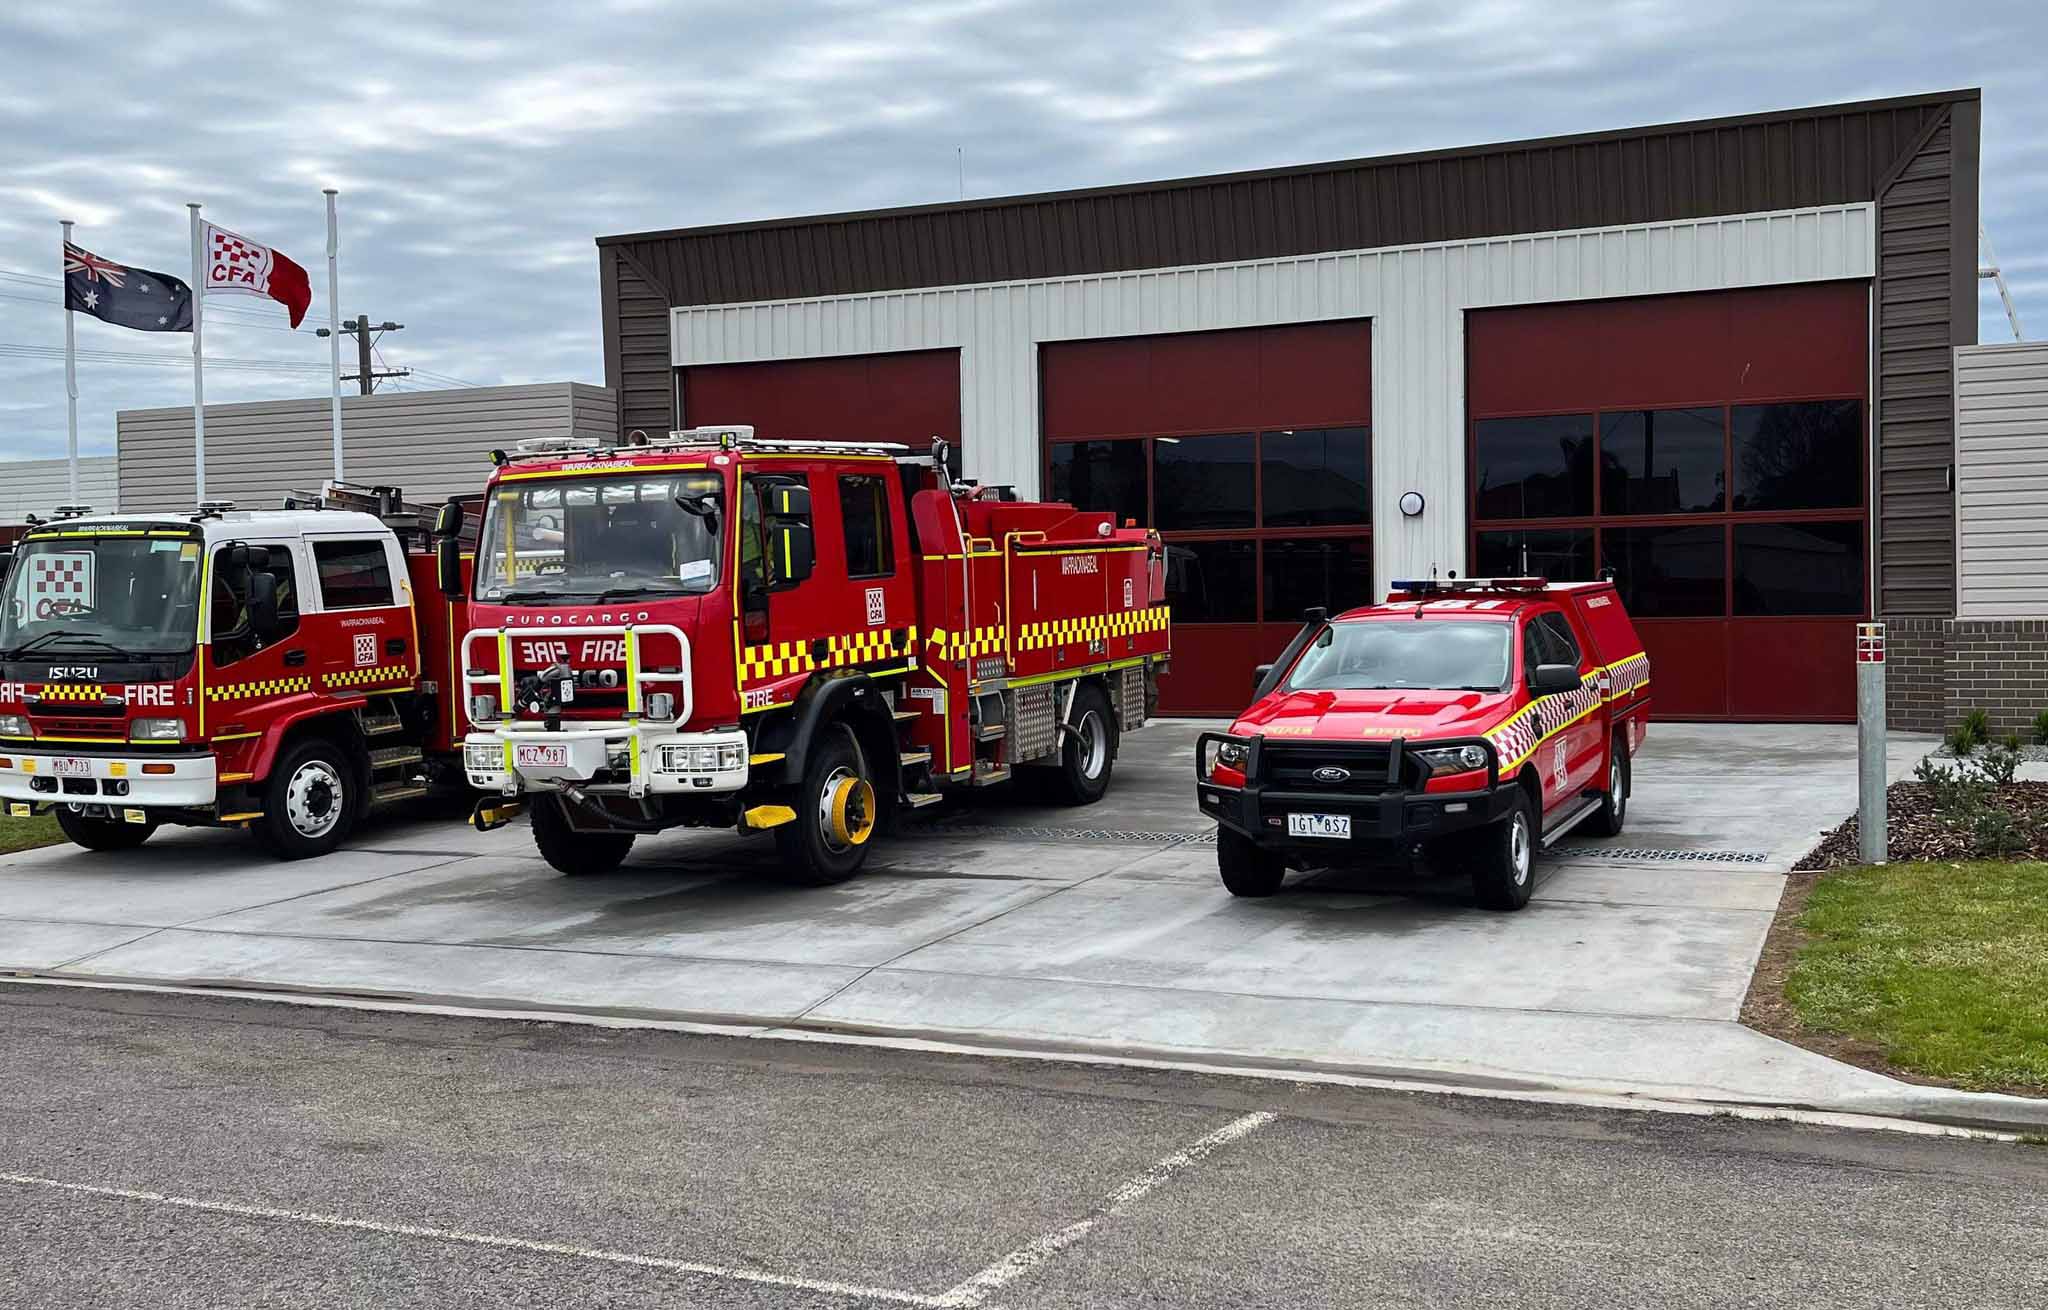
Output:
[{"xmin": 9, "ymin": 971, "xmax": 2045, "ymax": 1140}]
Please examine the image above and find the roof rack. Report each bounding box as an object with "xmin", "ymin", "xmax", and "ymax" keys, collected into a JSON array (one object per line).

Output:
[
  {"xmin": 1390, "ymin": 576, "xmax": 1549, "ymax": 595},
  {"xmin": 282, "ymin": 480, "xmax": 435, "ymax": 540}
]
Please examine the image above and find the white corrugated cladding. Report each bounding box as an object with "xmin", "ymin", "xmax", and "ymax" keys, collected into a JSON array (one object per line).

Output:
[
  {"xmin": 1955, "ymin": 341, "xmax": 2048, "ymax": 619},
  {"xmin": 0, "ymin": 456, "xmax": 119, "ymax": 524},
  {"xmin": 672, "ymin": 203, "xmax": 1873, "ymax": 585},
  {"xmin": 116, "ymin": 383, "xmax": 615, "ymax": 514}
]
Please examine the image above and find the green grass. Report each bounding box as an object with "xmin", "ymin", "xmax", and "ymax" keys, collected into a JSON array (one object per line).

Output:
[
  {"xmin": 1787, "ymin": 861, "xmax": 2048, "ymax": 1093},
  {"xmin": 0, "ymin": 811, "xmax": 63, "ymax": 855}
]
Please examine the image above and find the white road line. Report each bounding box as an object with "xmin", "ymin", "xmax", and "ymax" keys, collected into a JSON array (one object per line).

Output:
[
  {"xmin": 936, "ymin": 1109, "xmax": 1278, "ymax": 1308},
  {"xmin": 0, "ymin": 1171, "xmax": 950, "ymax": 1307}
]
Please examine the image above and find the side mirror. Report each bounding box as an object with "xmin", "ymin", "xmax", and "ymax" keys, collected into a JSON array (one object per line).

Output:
[
  {"xmin": 247, "ymin": 570, "xmax": 281, "ymax": 639},
  {"xmin": 770, "ymin": 517, "xmax": 815, "ymax": 586},
  {"xmin": 1529, "ymin": 663, "xmax": 1582, "ymax": 696},
  {"xmin": 434, "ymin": 500, "xmax": 464, "ymax": 540},
  {"xmin": 768, "ymin": 484, "xmax": 811, "ymax": 519},
  {"xmin": 437, "ymin": 534, "xmax": 463, "ymax": 599},
  {"xmin": 226, "ymin": 542, "xmax": 250, "ymax": 569},
  {"xmin": 1251, "ymin": 663, "xmax": 1274, "ymax": 693}
]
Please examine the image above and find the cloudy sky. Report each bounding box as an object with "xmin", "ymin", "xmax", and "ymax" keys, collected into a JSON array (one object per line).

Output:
[{"xmin": 0, "ymin": 0, "xmax": 2041, "ymax": 466}]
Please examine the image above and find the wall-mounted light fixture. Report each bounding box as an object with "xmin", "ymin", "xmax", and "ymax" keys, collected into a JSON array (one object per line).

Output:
[{"xmin": 1398, "ymin": 491, "xmax": 1425, "ymax": 518}]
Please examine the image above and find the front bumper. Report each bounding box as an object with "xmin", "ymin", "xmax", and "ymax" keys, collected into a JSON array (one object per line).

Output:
[
  {"xmin": 464, "ymin": 723, "xmax": 749, "ymax": 798},
  {"xmin": 0, "ymin": 748, "xmax": 217, "ymax": 809},
  {"xmin": 1195, "ymin": 733, "xmax": 1517, "ymax": 857}
]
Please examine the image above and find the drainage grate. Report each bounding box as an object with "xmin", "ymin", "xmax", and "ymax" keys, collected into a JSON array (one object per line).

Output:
[
  {"xmin": 1550, "ymin": 845, "xmax": 1772, "ymax": 865},
  {"xmin": 902, "ymin": 823, "xmax": 1209, "ymax": 846}
]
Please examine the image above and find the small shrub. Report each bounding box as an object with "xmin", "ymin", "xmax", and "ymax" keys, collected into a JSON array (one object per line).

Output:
[
  {"xmin": 1915, "ymin": 757, "xmax": 1991, "ymax": 817},
  {"xmin": 2034, "ymin": 708, "xmax": 2048, "ymax": 746},
  {"xmin": 1969, "ymin": 744, "xmax": 2023, "ymax": 788},
  {"xmin": 1948, "ymin": 708, "xmax": 1992, "ymax": 756},
  {"xmin": 1972, "ymin": 808, "xmax": 2030, "ymax": 858},
  {"xmin": 2004, "ymin": 732, "xmax": 2026, "ymax": 752},
  {"xmin": 1945, "ymin": 726, "xmax": 1978, "ymax": 756}
]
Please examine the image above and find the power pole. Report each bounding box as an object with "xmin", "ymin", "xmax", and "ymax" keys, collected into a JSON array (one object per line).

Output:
[{"xmin": 319, "ymin": 315, "xmax": 411, "ymax": 393}]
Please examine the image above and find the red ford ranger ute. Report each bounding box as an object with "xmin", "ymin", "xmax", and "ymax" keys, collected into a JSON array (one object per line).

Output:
[{"xmin": 1195, "ymin": 577, "xmax": 1651, "ymax": 911}]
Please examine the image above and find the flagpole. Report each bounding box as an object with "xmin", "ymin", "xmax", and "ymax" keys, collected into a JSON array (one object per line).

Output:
[
  {"xmin": 325, "ymin": 188, "xmax": 342, "ymax": 483},
  {"xmin": 187, "ymin": 203, "xmax": 206, "ymax": 502},
  {"xmin": 60, "ymin": 219, "xmax": 79, "ymax": 505}
]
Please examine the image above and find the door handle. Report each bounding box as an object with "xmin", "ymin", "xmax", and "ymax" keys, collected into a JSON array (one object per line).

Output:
[{"xmin": 283, "ymin": 649, "xmax": 307, "ymax": 667}]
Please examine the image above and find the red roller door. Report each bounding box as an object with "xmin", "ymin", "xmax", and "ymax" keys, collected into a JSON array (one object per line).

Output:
[
  {"xmin": 679, "ymin": 349, "xmax": 961, "ymax": 449},
  {"xmin": 1040, "ymin": 321, "xmax": 1373, "ymax": 716},
  {"xmin": 1466, "ymin": 282, "xmax": 1870, "ymax": 721}
]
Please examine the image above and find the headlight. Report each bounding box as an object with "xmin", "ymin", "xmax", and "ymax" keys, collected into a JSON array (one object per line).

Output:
[
  {"xmin": 464, "ymin": 742, "xmax": 502, "ymax": 771},
  {"xmin": 646, "ymin": 692, "xmax": 675, "ymax": 721},
  {"xmin": 130, "ymin": 717, "xmax": 185, "ymax": 743},
  {"xmin": 1416, "ymin": 744, "xmax": 1490, "ymax": 775},
  {"xmin": 657, "ymin": 742, "xmax": 746, "ymax": 773},
  {"xmin": 1201, "ymin": 736, "xmax": 1253, "ymax": 780},
  {"xmin": 0, "ymin": 714, "xmax": 28, "ymax": 738},
  {"xmin": 468, "ymin": 694, "xmax": 499, "ymax": 723}
]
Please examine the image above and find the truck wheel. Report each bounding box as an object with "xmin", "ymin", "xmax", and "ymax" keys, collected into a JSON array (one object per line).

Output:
[
  {"xmin": 1217, "ymin": 826, "xmax": 1285, "ymax": 897},
  {"xmin": 532, "ymin": 794, "xmax": 635, "ymax": 876},
  {"xmin": 1470, "ymin": 789, "xmax": 1537, "ymax": 911},
  {"xmin": 774, "ymin": 726, "xmax": 877, "ymax": 886},
  {"xmin": 1047, "ymin": 684, "xmax": 1116, "ymax": 806},
  {"xmin": 55, "ymin": 807, "xmax": 156, "ymax": 852},
  {"xmin": 1581, "ymin": 733, "xmax": 1630, "ymax": 837},
  {"xmin": 255, "ymin": 738, "xmax": 357, "ymax": 860}
]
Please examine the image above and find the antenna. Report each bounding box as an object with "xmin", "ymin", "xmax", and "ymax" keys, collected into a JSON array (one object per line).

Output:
[{"xmin": 1980, "ymin": 224, "xmax": 2025, "ymax": 341}]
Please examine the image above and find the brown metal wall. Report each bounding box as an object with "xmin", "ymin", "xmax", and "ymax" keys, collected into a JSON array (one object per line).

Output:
[
  {"xmin": 600, "ymin": 93, "xmax": 1962, "ymax": 308},
  {"xmin": 601, "ymin": 247, "xmax": 676, "ymax": 442},
  {"xmin": 1874, "ymin": 102, "xmax": 1978, "ymax": 617}
]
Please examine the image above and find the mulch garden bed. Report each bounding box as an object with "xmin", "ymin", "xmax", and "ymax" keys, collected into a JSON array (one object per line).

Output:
[{"xmin": 1792, "ymin": 781, "xmax": 2048, "ymax": 871}]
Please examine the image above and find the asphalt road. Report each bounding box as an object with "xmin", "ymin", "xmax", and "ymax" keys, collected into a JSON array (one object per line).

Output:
[{"xmin": 3, "ymin": 985, "xmax": 2045, "ymax": 1309}]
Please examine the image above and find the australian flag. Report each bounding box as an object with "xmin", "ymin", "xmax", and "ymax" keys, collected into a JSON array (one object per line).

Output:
[{"xmin": 64, "ymin": 242, "xmax": 192, "ymax": 332}]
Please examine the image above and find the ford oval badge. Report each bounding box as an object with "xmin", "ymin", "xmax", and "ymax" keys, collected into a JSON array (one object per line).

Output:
[{"xmin": 1312, "ymin": 766, "xmax": 1350, "ymax": 784}]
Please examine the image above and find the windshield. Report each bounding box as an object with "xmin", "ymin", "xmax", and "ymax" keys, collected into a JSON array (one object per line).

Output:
[
  {"xmin": 1, "ymin": 534, "xmax": 204, "ymax": 659},
  {"xmin": 474, "ymin": 471, "xmax": 726, "ymax": 601},
  {"xmin": 1285, "ymin": 620, "xmax": 1512, "ymax": 692}
]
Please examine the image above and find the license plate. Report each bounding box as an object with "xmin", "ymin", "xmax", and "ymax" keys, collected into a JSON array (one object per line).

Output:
[
  {"xmin": 52, "ymin": 757, "xmax": 92, "ymax": 778},
  {"xmin": 1287, "ymin": 812, "xmax": 1351, "ymax": 840},
  {"xmin": 513, "ymin": 744, "xmax": 570, "ymax": 769}
]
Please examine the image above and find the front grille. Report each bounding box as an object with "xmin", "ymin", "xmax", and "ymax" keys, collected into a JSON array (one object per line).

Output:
[
  {"xmin": 1259, "ymin": 742, "xmax": 1416, "ymax": 793},
  {"xmin": 33, "ymin": 716, "xmax": 126, "ymax": 735}
]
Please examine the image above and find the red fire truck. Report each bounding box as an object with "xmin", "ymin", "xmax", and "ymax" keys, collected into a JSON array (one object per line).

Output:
[
  {"xmin": 450, "ymin": 427, "xmax": 1171, "ymax": 883},
  {"xmin": 0, "ymin": 485, "xmax": 474, "ymax": 858}
]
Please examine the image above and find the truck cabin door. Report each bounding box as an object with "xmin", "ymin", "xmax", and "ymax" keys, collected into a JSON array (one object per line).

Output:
[
  {"xmin": 202, "ymin": 539, "xmax": 311, "ymax": 735},
  {"xmin": 1521, "ymin": 611, "xmax": 1600, "ymax": 814},
  {"xmin": 306, "ymin": 535, "xmax": 414, "ymax": 697}
]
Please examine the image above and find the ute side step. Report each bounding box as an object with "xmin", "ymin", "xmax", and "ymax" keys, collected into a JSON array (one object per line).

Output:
[
  {"xmin": 970, "ymin": 762, "xmax": 1011, "ymax": 786},
  {"xmin": 899, "ymin": 749, "xmax": 933, "ymax": 767},
  {"xmin": 360, "ymin": 711, "xmax": 406, "ymax": 737},
  {"xmin": 371, "ymin": 782, "xmax": 431, "ymax": 804},
  {"xmin": 1540, "ymin": 796, "xmax": 1603, "ymax": 847}
]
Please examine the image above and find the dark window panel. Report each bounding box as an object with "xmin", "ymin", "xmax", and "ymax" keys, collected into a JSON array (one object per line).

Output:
[
  {"xmin": 1600, "ymin": 407, "xmax": 1725, "ymax": 515},
  {"xmin": 1731, "ymin": 400, "xmax": 1862, "ymax": 511},
  {"xmin": 1263, "ymin": 536, "xmax": 1372, "ymax": 621},
  {"xmin": 1473, "ymin": 528, "xmax": 1595, "ymax": 582},
  {"xmin": 837, "ymin": 474, "xmax": 895, "ymax": 578},
  {"xmin": 1261, "ymin": 426, "xmax": 1370, "ymax": 527},
  {"xmin": 1734, "ymin": 521, "xmax": 1865, "ymax": 616},
  {"xmin": 1163, "ymin": 539, "xmax": 1257, "ymax": 623},
  {"xmin": 311, "ymin": 539, "xmax": 395, "ymax": 610},
  {"xmin": 1473, "ymin": 414, "xmax": 1595, "ymax": 520},
  {"xmin": 1048, "ymin": 440, "xmax": 1147, "ymax": 526},
  {"xmin": 1604, "ymin": 525, "xmax": 1727, "ymax": 617},
  {"xmin": 1153, "ymin": 433, "xmax": 1255, "ymax": 531}
]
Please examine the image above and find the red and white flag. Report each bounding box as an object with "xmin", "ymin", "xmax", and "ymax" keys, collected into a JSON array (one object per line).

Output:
[{"xmin": 200, "ymin": 221, "xmax": 312, "ymax": 328}]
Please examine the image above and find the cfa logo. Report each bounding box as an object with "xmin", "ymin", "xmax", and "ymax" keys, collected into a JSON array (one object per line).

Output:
[{"xmin": 1552, "ymin": 741, "xmax": 1569, "ymax": 791}]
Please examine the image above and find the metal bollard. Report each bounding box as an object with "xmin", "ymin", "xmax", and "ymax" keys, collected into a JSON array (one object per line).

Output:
[{"xmin": 1856, "ymin": 622, "xmax": 1887, "ymax": 865}]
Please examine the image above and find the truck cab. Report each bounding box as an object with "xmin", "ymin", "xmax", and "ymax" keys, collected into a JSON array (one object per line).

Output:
[
  {"xmin": 1195, "ymin": 577, "xmax": 1650, "ymax": 910},
  {"xmin": 0, "ymin": 491, "xmax": 467, "ymax": 858},
  {"xmin": 457, "ymin": 427, "xmax": 1171, "ymax": 884}
]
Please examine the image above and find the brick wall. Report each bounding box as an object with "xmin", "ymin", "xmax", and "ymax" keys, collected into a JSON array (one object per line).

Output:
[{"xmin": 1883, "ymin": 617, "xmax": 2048, "ymax": 738}]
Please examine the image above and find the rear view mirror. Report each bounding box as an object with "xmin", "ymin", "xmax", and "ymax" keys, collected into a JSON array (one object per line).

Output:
[
  {"xmin": 1251, "ymin": 663, "xmax": 1274, "ymax": 693},
  {"xmin": 434, "ymin": 500, "xmax": 464, "ymax": 540},
  {"xmin": 1529, "ymin": 663, "xmax": 1582, "ymax": 696},
  {"xmin": 769, "ymin": 484, "xmax": 812, "ymax": 519},
  {"xmin": 437, "ymin": 534, "xmax": 463, "ymax": 599},
  {"xmin": 247, "ymin": 570, "xmax": 281, "ymax": 639},
  {"xmin": 771, "ymin": 518, "xmax": 815, "ymax": 586}
]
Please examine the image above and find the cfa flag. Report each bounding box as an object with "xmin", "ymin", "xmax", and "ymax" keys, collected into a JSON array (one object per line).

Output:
[
  {"xmin": 63, "ymin": 243, "xmax": 193, "ymax": 332},
  {"xmin": 201, "ymin": 221, "xmax": 312, "ymax": 328}
]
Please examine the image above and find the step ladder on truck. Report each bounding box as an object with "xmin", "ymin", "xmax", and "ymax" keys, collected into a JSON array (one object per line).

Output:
[
  {"xmin": 449, "ymin": 427, "xmax": 1173, "ymax": 883},
  {"xmin": 0, "ymin": 482, "xmax": 479, "ymax": 858}
]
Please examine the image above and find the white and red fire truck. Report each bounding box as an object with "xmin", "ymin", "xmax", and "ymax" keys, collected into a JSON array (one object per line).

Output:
[
  {"xmin": 0, "ymin": 486, "xmax": 473, "ymax": 857},
  {"xmin": 451, "ymin": 427, "xmax": 1171, "ymax": 883}
]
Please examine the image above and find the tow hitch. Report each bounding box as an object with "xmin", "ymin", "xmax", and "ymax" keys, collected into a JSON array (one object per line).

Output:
[{"xmin": 471, "ymin": 797, "xmax": 526, "ymax": 832}]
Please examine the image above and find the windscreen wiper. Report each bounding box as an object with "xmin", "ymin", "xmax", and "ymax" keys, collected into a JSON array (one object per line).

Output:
[{"xmin": 1, "ymin": 631, "xmax": 132, "ymax": 660}]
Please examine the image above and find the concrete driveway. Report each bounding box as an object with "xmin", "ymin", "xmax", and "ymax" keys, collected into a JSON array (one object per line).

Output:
[{"xmin": 0, "ymin": 719, "xmax": 1959, "ymax": 1117}]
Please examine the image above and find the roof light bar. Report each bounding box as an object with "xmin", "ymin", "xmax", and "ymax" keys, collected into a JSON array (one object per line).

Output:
[{"xmin": 1390, "ymin": 576, "xmax": 1549, "ymax": 595}]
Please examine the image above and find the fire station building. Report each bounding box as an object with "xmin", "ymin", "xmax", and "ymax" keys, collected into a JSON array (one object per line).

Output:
[{"xmin": 596, "ymin": 89, "xmax": 2003, "ymax": 723}]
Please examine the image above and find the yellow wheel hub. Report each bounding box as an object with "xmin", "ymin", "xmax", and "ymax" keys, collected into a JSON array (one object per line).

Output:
[{"xmin": 827, "ymin": 775, "xmax": 876, "ymax": 847}]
